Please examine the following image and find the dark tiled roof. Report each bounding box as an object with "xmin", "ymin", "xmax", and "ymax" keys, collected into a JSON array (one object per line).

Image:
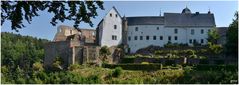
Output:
[
  {"xmin": 164, "ymin": 13, "xmax": 216, "ymax": 27},
  {"xmin": 216, "ymin": 27, "xmax": 228, "ymax": 37},
  {"xmin": 126, "ymin": 16, "xmax": 164, "ymax": 25},
  {"xmin": 126, "ymin": 13, "xmax": 216, "ymax": 27}
]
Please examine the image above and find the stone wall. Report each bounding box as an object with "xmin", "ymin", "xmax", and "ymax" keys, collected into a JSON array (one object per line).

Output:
[{"xmin": 44, "ymin": 41, "xmax": 73, "ymax": 69}]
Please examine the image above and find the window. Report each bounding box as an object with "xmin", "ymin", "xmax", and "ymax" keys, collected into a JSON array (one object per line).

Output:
[
  {"xmin": 174, "ymin": 29, "xmax": 178, "ymax": 34},
  {"xmin": 146, "ymin": 36, "xmax": 149, "ymax": 40},
  {"xmin": 201, "ymin": 39, "xmax": 204, "ymax": 44},
  {"xmin": 193, "ymin": 39, "xmax": 196, "ymax": 43},
  {"xmin": 189, "ymin": 39, "xmax": 192, "ymax": 43},
  {"xmin": 141, "ymin": 32, "xmax": 143, "ymax": 34},
  {"xmin": 201, "ymin": 29, "xmax": 204, "ymax": 34},
  {"xmin": 168, "ymin": 36, "xmax": 171, "ymax": 41},
  {"xmin": 174, "ymin": 36, "xmax": 177, "ymax": 40},
  {"xmin": 70, "ymin": 30, "xmax": 72, "ymax": 34},
  {"xmin": 134, "ymin": 36, "xmax": 138, "ymax": 40},
  {"xmin": 140, "ymin": 36, "xmax": 143, "ymax": 40},
  {"xmin": 160, "ymin": 36, "xmax": 163, "ymax": 40},
  {"xmin": 128, "ymin": 36, "xmax": 131, "ymax": 41},
  {"xmin": 157, "ymin": 27, "xmax": 159, "ymax": 30},
  {"xmin": 114, "ymin": 25, "xmax": 117, "ymax": 29},
  {"xmin": 112, "ymin": 35, "xmax": 117, "ymax": 40},
  {"xmin": 191, "ymin": 29, "xmax": 195, "ymax": 35},
  {"xmin": 110, "ymin": 13, "xmax": 112, "ymax": 17},
  {"xmin": 153, "ymin": 36, "xmax": 156, "ymax": 40},
  {"xmin": 135, "ymin": 27, "xmax": 138, "ymax": 31},
  {"xmin": 115, "ymin": 14, "xmax": 118, "ymax": 18},
  {"xmin": 115, "ymin": 36, "xmax": 117, "ymax": 40}
]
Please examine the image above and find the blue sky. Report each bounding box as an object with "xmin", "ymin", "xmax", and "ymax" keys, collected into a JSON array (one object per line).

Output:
[{"xmin": 1, "ymin": 1, "xmax": 238, "ymax": 40}]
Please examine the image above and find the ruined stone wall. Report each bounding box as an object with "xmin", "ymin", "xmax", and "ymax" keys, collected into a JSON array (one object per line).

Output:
[
  {"xmin": 44, "ymin": 41, "xmax": 72, "ymax": 69},
  {"xmin": 83, "ymin": 45, "xmax": 100, "ymax": 63}
]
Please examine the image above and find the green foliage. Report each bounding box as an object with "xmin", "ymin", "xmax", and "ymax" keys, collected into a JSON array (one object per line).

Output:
[
  {"xmin": 1, "ymin": 1, "xmax": 104, "ymax": 31},
  {"xmin": 33, "ymin": 62, "xmax": 44, "ymax": 72},
  {"xmin": 120, "ymin": 58, "xmax": 135, "ymax": 63},
  {"xmin": 208, "ymin": 27, "xmax": 220, "ymax": 44},
  {"xmin": 112, "ymin": 67, "xmax": 123, "ymax": 77},
  {"xmin": 199, "ymin": 59, "xmax": 209, "ymax": 64},
  {"xmin": 194, "ymin": 64, "xmax": 237, "ymax": 71},
  {"xmin": 100, "ymin": 46, "xmax": 111, "ymax": 56},
  {"xmin": 225, "ymin": 11, "xmax": 238, "ymax": 56},
  {"xmin": 164, "ymin": 42, "xmax": 188, "ymax": 48},
  {"xmin": 52, "ymin": 56, "xmax": 64, "ymax": 70},
  {"xmin": 141, "ymin": 62, "xmax": 150, "ymax": 64},
  {"xmin": 103, "ymin": 64, "xmax": 161, "ymax": 70},
  {"xmin": 208, "ymin": 42, "xmax": 223, "ymax": 54},
  {"xmin": 68, "ymin": 64, "xmax": 81, "ymax": 71}
]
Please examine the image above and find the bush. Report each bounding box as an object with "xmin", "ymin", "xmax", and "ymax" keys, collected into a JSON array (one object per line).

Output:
[
  {"xmin": 112, "ymin": 67, "xmax": 123, "ymax": 77},
  {"xmin": 103, "ymin": 63, "xmax": 162, "ymax": 70},
  {"xmin": 194, "ymin": 64, "xmax": 237, "ymax": 71},
  {"xmin": 214, "ymin": 60, "xmax": 224, "ymax": 65},
  {"xmin": 208, "ymin": 42, "xmax": 223, "ymax": 54},
  {"xmin": 185, "ymin": 49, "xmax": 195, "ymax": 56},
  {"xmin": 100, "ymin": 46, "xmax": 111, "ymax": 56},
  {"xmin": 120, "ymin": 58, "xmax": 135, "ymax": 63},
  {"xmin": 68, "ymin": 64, "xmax": 81, "ymax": 71},
  {"xmin": 165, "ymin": 60, "xmax": 176, "ymax": 65},
  {"xmin": 199, "ymin": 59, "xmax": 209, "ymax": 64},
  {"xmin": 141, "ymin": 62, "xmax": 150, "ymax": 64}
]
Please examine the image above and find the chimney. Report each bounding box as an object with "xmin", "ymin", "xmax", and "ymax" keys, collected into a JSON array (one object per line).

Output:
[{"xmin": 196, "ymin": 12, "xmax": 199, "ymax": 15}]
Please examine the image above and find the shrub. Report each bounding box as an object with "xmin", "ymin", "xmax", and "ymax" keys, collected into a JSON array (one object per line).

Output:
[
  {"xmin": 165, "ymin": 60, "xmax": 176, "ymax": 65},
  {"xmin": 214, "ymin": 60, "xmax": 224, "ymax": 65},
  {"xmin": 33, "ymin": 62, "xmax": 44, "ymax": 71},
  {"xmin": 141, "ymin": 62, "xmax": 150, "ymax": 64},
  {"xmin": 198, "ymin": 56, "xmax": 207, "ymax": 59},
  {"xmin": 112, "ymin": 67, "xmax": 123, "ymax": 77},
  {"xmin": 100, "ymin": 46, "xmax": 111, "ymax": 56},
  {"xmin": 185, "ymin": 49, "xmax": 195, "ymax": 56},
  {"xmin": 208, "ymin": 42, "xmax": 223, "ymax": 54},
  {"xmin": 194, "ymin": 64, "xmax": 237, "ymax": 71},
  {"xmin": 199, "ymin": 59, "xmax": 209, "ymax": 64},
  {"xmin": 189, "ymin": 54, "xmax": 197, "ymax": 58},
  {"xmin": 103, "ymin": 64, "xmax": 162, "ymax": 70},
  {"xmin": 120, "ymin": 58, "xmax": 135, "ymax": 63},
  {"xmin": 68, "ymin": 64, "xmax": 81, "ymax": 71}
]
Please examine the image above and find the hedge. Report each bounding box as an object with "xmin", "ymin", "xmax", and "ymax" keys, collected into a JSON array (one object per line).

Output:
[
  {"xmin": 193, "ymin": 64, "xmax": 238, "ymax": 71},
  {"xmin": 120, "ymin": 58, "xmax": 135, "ymax": 63},
  {"xmin": 103, "ymin": 63, "xmax": 162, "ymax": 70},
  {"xmin": 103, "ymin": 64, "xmax": 182, "ymax": 71}
]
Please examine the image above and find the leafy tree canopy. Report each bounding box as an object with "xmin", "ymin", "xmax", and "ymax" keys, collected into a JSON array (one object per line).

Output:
[
  {"xmin": 225, "ymin": 11, "xmax": 238, "ymax": 56},
  {"xmin": 1, "ymin": 1, "xmax": 104, "ymax": 32}
]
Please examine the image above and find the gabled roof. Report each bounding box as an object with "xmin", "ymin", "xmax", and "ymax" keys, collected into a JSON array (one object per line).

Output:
[
  {"xmin": 126, "ymin": 16, "xmax": 164, "ymax": 25},
  {"xmin": 164, "ymin": 13, "xmax": 215, "ymax": 27},
  {"xmin": 97, "ymin": 6, "xmax": 122, "ymax": 27}
]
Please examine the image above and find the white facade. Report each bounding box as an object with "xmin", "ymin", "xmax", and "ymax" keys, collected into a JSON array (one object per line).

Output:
[
  {"xmin": 97, "ymin": 7, "xmax": 215, "ymax": 53},
  {"xmin": 98, "ymin": 7, "xmax": 122, "ymax": 47},
  {"xmin": 127, "ymin": 25, "xmax": 211, "ymax": 53}
]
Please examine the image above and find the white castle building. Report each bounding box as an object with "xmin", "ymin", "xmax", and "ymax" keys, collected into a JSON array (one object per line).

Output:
[{"xmin": 96, "ymin": 7, "xmax": 216, "ymax": 53}]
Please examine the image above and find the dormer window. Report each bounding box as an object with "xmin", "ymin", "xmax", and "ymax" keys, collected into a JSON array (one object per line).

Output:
[
  {"xmin": 135, "ymin": 27, "xmax": 138, "ymax": 31},
  {"xmin": 114, "ymin": 25, "xmax": 117, "ymax": 29},
  {"xmin": 110, "ymin": 13, "xmax": 112, "ymax": 17}
]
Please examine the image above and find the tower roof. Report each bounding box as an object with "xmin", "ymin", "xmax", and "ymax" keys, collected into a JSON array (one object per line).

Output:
[{"xmin": 182, "ymin": 7, "xmax": 191, "ymax": 14}]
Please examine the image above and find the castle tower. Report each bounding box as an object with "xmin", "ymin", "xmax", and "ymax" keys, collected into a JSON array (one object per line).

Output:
[{"xmin": 122, "ymin": 15, "xmax": 128, "ymax": 46}]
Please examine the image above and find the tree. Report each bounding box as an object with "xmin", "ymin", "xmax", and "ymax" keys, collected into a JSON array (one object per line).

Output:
[
  {"xmin": 99, "ymin": 46, "xmax": 111, "ymax": 63},
  {"xmin": 225, "ymin": 12, "xmax": 238, "ymax": 56},
  {"xmin": 1, "ymin": 1, "xmax": 104, "ymax": 32},
  {"xmin": 208, "ymin": 27, "xmax": 220, "ymax": 44}
]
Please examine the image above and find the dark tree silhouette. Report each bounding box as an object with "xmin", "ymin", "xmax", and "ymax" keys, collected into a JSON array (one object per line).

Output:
[{"xmin": 1, "ymin": 1, "xmax": 104, "ymax": 32}]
